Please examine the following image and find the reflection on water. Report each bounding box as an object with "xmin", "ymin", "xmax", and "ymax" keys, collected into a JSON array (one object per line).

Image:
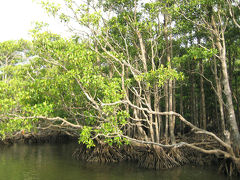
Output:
[{"xmin": 0, "ymin": 143, "xmax": 237, "ymax": 180}]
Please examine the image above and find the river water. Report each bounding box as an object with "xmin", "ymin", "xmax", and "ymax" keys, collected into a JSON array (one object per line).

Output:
[{"xmin": 0, "ymin": 142, "xmax": 237, "ymax": 180}]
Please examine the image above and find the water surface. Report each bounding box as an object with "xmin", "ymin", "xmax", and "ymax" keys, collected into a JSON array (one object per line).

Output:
[{"xmin": 0, "ymin": 142, "xmax": 237, "ymax": 180}]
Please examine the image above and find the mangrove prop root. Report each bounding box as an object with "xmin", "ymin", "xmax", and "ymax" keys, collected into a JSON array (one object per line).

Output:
[
  {"xmin": 72, "ymin": 139, "xmax": 240, "ymax": 176},
  {"xmin": 73, "ymin": 143, "xmax": 193, "ymax": 170},
  {"xmin": 168, "ymin": 147, "xmax": 189, "ymax": 165},
  {"xmin": 218, "ymin": 158, "xmax": 240, "ymax": 176},
  {"xmin": 73, "ymin": 143, "xmax": 124, "ymax": 163}
]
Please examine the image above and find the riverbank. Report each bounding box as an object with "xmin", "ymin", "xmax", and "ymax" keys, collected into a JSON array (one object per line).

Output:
[
  {"xmin": 0, "ymin": 131, "xmax": 78, "ymax": 145},
  {"xmin": 73, "ymin": 133, "xmax": 240, "ymax": 176},
  {"xmin": 0, "ymin": 142, "xmax": 235, "ymax": 180},
  {"xmin": 73, "ymin": 138, "xmax": 217, "ymax": 168},
  {"xmin": 0, "ymin": 132, "xmax": 239, "ymax": 176}
]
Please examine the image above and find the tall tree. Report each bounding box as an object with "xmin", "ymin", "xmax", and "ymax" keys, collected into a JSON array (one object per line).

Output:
[{"xmin": 176, "ymin": 0, "xmax": 240, "ymax": 151}]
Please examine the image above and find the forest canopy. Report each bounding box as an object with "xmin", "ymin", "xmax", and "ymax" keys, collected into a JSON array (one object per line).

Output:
[{"xmin": 0, "ymin": 0, "xmax": 240, "ymax": 174}]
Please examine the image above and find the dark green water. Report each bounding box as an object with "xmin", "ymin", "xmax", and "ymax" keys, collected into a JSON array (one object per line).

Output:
[{"xmin": 0, "ymin": 142, "xmax": 237, "ymax": 180}]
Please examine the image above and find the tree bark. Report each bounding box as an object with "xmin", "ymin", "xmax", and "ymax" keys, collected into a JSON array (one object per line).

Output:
[
  {"xmin": 136, "ymin": 28, "xmax": 155, "ymax": 142},
  {"xmin": 164, "ymin": 84, "xmax": 169, "ymax": 142},
  {"xmin": 235, "ymin": 74, "xmax": 240, "ymax": 124},
  {"xmin": 213, "ymin": 54, "xmax": 225, "ymax": 132},
  {"xmin": 200, "ymin": 59, "xmax": 207, "ymax": 130},
  {"xmin": 154, "ymin": 84, "xmax": 160, "ymax": 143},
  {"xmin": 180, "ymin": 85, "xmax": 184, "ymax": 134},
  {"xmin": 219, "ymin": 48, "xmax": 240, "ymax": 150},
  {"xmin": 211, "ymin": 14, "xmax": 240, "ymax": 151},
  {"xmin": 164, "ymin": 13, "xmax": 175, "ymax": 144},
  {"xmin": 173, "ymin": 79, "xmax": 176, "ymax": 135},
  {"xmin": 190, "ymin": 62, "xmax": 196, "ymax": 125},
  {"xmin": 134, "ymin": 95, "xmax": 148, "ymax": 141}
]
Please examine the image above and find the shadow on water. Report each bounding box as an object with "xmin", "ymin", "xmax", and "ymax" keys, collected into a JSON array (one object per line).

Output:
[{"xmin": 0, "ymin": 143, "xmax": 237, "ymax": 180}]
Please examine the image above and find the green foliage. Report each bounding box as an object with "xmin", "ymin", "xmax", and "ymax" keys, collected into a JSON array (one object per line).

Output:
[
  {"xmin": 1, "ymin": 0, "xmax": 239, "ymax": 151},
  {"xmin": 40, "ymin": 0, "xmax": 61, "ymax": 17},
  {"xmin": 137, "ymin": 65, "xmax": 184, "ymax": 87},
  {"xmin": 0, "ymin": 40, "xmax": 30, "ymax": 67},
  {"xmin": 174, "ymin": 46, "xmax": 217, "ymax": 64},
  {"xmin": 79, "ymin": 126, "xmax": 95, "ymax": 148},
  {"xmin": 0, "ymin": 31, "xmax": 128, "ymax": 146}
]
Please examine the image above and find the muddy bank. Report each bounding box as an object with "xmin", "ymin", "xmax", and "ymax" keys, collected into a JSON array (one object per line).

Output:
[
  {"xmin": 72, "ymin": 134, "xmax": 239, "ymax": 176},
  {"xmin": 1, "ymin": 132, "xmax": 238, "ymax": 176},
  {"xmin": 73, "ymin": 142, "xmax": 215, "ymax": 167},
  {"xmin": 0, "ymin": 131, "xmax": 78, "ymax": 145}
]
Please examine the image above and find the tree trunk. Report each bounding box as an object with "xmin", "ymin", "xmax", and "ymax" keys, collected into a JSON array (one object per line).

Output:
[
  {"xmin": 125, "ymin": 68, "xmax": 131, "ymax": 137},
  {"xmin": 235, "ymin": 75, "xmax": 240, "ymax": 123},
  {"xmin": 154, "ymin": 84, "xmax": 160, "ymax": 143},
  {"xmin": 134, "ymin": 95, "xmax": 148, "ymax": 141},
  {"xmin": 228, "ymin": 49, "xmax": 233, "ymax": 91},
  {"xmin": 164, "ymin": 12, "xmax": 175, "ymax": 144},
  {"xmin": 164, "ymin": 83, "xmax": 169, "ymax": 142},
  {"xmin": 190, "ymin": 62, "xmax": 196, "ymax": 125},
  {"xmin": 219, "ymin": 48, "xmax": 240, "ymax": 150},
  {"xmin": 200, "ymin": 59, "xmax": 207, "ymax": 130},
  {"xmin": 213, "ymin": 55, "xmax": 225, "ymax": 132},
  {"xmin": 173, "ymin": 79, "xmax": 176, "ymax": 135},
  {"xmin": 211, "ymin": 14, "xmax": 240, "ymax": 151},
  {"xmin": 180, "ymin": 85, "xmax": 184, "ymax": 134},
  {"xmin": 136, "ymin": 28, "xmax": 155, "ymax": 142}
]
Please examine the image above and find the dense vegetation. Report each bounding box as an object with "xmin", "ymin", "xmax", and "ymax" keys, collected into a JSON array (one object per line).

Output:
[{"xmin": 0, "ymin": 0, "xmax": 240, "ymax": 175}]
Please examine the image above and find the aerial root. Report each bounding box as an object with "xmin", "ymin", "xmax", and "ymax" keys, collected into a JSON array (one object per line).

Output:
[
  {"xmin": 136, "ymin": 146, "xmax": 190, "ymax": 169},
  {"xmin": 168, "ymin": 147, "xmax": 189, "ymax": 165},
  {"xmin": 73, "ymin": 143, "xmax": 204, "ymax": 169},
  {"xmin": 72, "ymin": 143, "xmax": 124, "ymax": 163},
  {"xmin": 72, "ymin": 140, "xmax": 240, "ymax": 177},
  {"xmin": 218, "ymin": 158, "xmax": 240, "ymax": 176}
]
